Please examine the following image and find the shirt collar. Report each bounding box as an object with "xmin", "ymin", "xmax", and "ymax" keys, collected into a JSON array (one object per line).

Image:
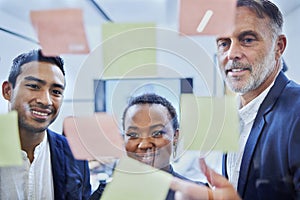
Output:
[
  {"xmin": 21, "ymin": 133, "xmax": 48, "ymax": 162},
  {"xmin": 238, "ymin": 82, "xmax": 275, "ymax": 125}
]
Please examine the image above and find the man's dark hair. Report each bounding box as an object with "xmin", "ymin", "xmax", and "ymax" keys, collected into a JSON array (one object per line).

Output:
[
  {"xmin": 122, "ymin": 93, "xmax": 179, "ymax": 131},
  {"xmin": 8, "ymin": 49, "xmax": 65, "ymax": 88},
  {"xmin": 237, "ymin": 0, "xmax": 283, "ymax": 35}
]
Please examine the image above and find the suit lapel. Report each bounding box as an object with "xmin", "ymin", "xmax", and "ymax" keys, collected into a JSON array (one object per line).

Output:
[
  {"xmin": 237, "ymin": 118, "xmax": 265, "ymax": 196},
  {"xmin": 237, "ymin": 72, "xmax": 289, "ymax": 197},
  {"xmin": 47, "ymin": 130, "xmax": 66, "ymax": 198}
]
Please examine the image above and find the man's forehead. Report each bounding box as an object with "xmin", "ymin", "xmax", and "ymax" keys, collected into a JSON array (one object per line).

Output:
[
  {"xmin": 20, "ymin": 61, "xmax": 62, "ymax": 75},
  {"xmin": 18, "ymin": 61, "xmax": 65, "ymax": 84}
]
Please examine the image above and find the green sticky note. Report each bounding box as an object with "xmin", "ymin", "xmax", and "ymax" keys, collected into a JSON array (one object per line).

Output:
[
  {"xmin": 0, "ymin": 111, "xmax": 22, "ymax": 166},
  {"xmin": 102, "ymin": 23, "xmax": 157, "ymax": 78},
  {"xmin": 101, "ymin": 157, "xmax": 172, "ymax": 200},
  {"xmin": 180, "ymin": 94, "xmax": 239, "ymax": 152}
]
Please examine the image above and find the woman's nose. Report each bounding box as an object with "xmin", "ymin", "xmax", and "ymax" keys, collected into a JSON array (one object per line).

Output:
[{"xmin": 138, "ymin": 137, "xmax": 154, "ymax": 150}]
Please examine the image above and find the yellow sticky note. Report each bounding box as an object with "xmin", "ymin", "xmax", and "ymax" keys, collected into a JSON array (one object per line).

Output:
[
  {"xmin": 180, "ymin": 94, "xmax": 239, "ymax": 152},
  {"xmin": 102, "ymin": 23, "xmax": 157, "ymax": 78},
  {"xmin": 101, "ymin": 157, "xmax": 172, "ymax": 200},
  {"xmin": 0, "ymin": 111, "xmax": 22, "ymax": 166}
]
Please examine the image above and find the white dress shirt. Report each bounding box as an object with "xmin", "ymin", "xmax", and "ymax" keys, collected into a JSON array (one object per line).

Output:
[
  {"xmin": 227, "ymin": 83, "xmax": 274, "ymax": 189},
  {"xmin": 0, "ymin": 133, "xmax": 54, "ymax": 200}
]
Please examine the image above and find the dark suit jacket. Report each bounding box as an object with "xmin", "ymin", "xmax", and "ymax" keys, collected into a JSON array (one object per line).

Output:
[
  {"xmin": 224, "ymin": 72, "xmax": 300, "ymax": 199},
  {"xmin": 48, "ymin": 129, "xmax": 91, "ymax": 199}
]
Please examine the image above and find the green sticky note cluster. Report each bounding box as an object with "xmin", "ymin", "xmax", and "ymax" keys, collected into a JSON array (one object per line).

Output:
[
  {"xmin": 102, "ymin": 23, "xmax": 157, "ymax": 78},
  {"xmin": 180, "ymin": 94, "xmax": 239, "ymax": 152},
  {"xmin": 101, "ymin": 157, "xmax": 172, "ymax": 200},
  {"xmin": 0, "ymin": 111, "xmax": 22, "ymax": 166}
]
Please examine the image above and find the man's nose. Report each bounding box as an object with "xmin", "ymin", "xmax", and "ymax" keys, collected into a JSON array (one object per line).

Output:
[
  {"xmin": 227, "ymin": 41, "xmax": 243, "ymax": 61},
  {"xmin": 36, "ymin": 90, "xmax": 52, "ymax": 106}
]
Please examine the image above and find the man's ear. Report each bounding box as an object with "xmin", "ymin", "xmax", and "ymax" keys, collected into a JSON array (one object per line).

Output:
[
  {"xmin": 2, "ymin": 81, "xmax": 12, "ymax": 101},
  {"xmin": 275, "ymin": 34, "xmax": 287, "ymax": 60}
]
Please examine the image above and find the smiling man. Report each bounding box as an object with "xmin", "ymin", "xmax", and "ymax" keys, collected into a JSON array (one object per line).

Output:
[
  {"xmin": 216, "ymin": 0, "xmax": 300, "ymax": 199},
  {"xmin": 215, "ymin": 3, "xmax": 287, "ymax": 192},
  {"xmin": 0, "ymin": 49, "xmax": 91, "ymax": 199},
  {"xmin": 169, "ymin": 0, "xmax": 300, "ymax": 199}
]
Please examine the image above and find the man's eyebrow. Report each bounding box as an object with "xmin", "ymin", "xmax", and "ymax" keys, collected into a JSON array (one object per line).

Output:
[
  {"xmin": 239, "ymin": 30, "xmax": 258, "ymax": 39},
  {"xmin": 24, "ymin": 76, "xmax": 65, "ymax": 90},
  {"xmin": 216, "ymin": 36, "xmax": 229, "ymax": 43},
  {"xmin": 24, "ymin": 76, "xmax": 46, "ymax": 85},
  {"xmin": 53, "ymin": 83, "xmax": 65, "ymax": 90},
  {"xmin": 216, "ymin": 30, "xmax": 259, "ymax": 42}
]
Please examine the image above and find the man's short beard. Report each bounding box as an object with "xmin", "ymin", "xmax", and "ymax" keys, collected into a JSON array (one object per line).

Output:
[
  {"xmin": 18, "ymin": 117, "xmax": 54, "ymax": 133},
  {"xmin": 225, "ymin": 54, "xmax": 276, "ymax": 94}
]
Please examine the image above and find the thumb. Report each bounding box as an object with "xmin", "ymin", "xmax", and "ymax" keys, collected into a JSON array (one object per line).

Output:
[{"xmin": 199, "ymin": 158, "xmax": 230, "ymax": 188}]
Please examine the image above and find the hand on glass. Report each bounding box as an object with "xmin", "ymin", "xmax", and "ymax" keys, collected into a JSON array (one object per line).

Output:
[{"xmin": 170, "ymin": 158, "xmax": 241, "ymax": 200}]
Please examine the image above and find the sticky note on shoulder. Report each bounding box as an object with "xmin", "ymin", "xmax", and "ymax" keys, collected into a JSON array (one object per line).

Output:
[
  {"xmin": 180, "ymin": 94, "xmax": 239, "ymax": 152},
  {"xmin": 0, "ymin": 111, "xmax": 22, "ymax": 166}
]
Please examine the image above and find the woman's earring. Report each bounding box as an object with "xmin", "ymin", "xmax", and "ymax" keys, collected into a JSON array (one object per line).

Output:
[{"xmin": 173, "ymin": 144, "xmax": 177, "ymax": 159}]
